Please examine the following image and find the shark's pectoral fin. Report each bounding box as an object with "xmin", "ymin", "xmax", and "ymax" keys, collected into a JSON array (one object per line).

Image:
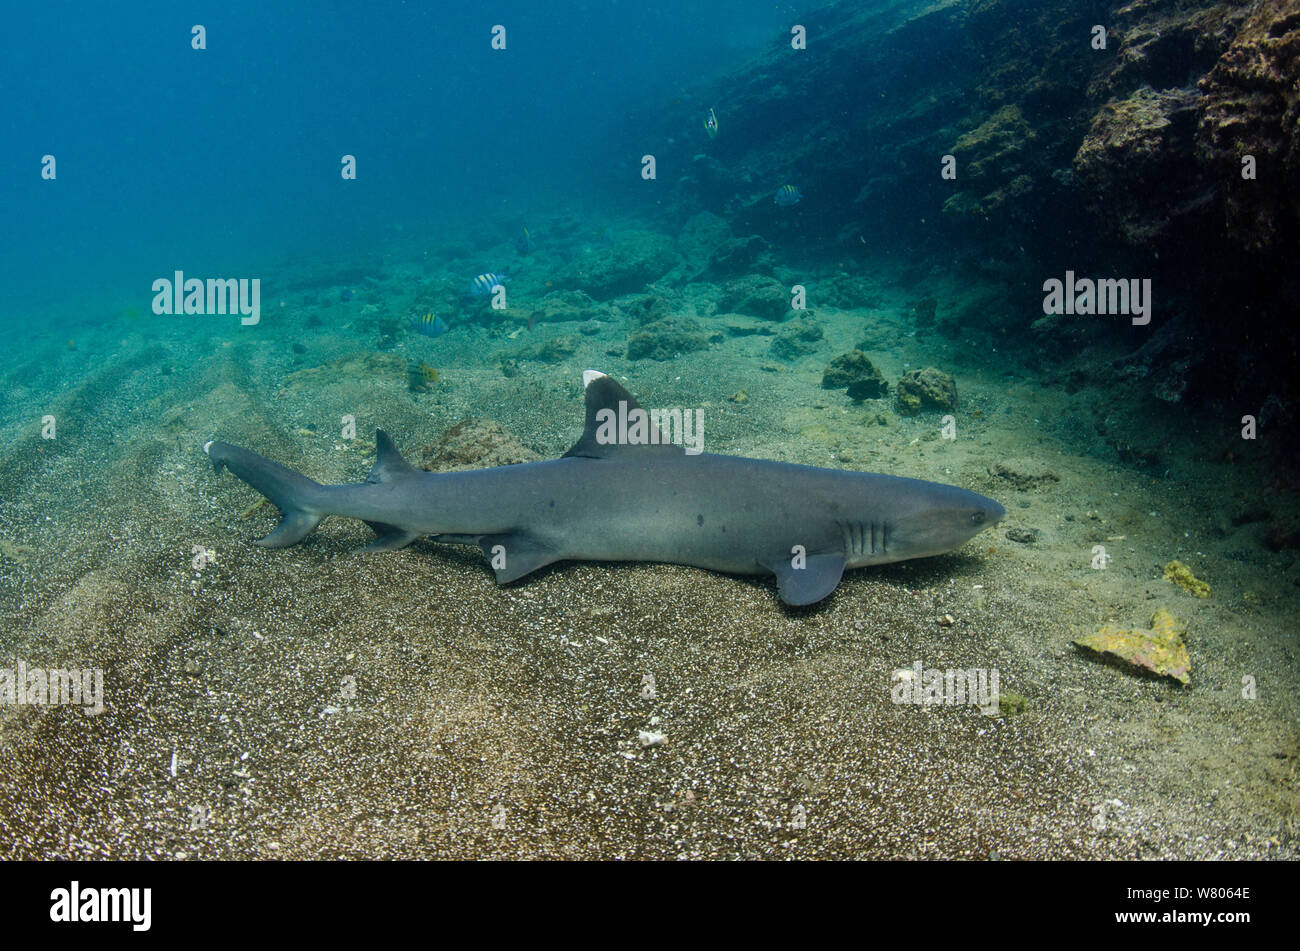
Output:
[
  {"xmin": 478, "ymin": 533, "xmax": 561, "ymax": 584},
  {"xmin": 764, "ymin": 553, "xmax": 847, "ymax": 606},
  {"xmin": 358, "ymin": 521, "xmax": 423, "ymax": 553}
]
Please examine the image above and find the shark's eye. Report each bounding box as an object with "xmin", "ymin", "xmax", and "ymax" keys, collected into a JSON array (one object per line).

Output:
[{"xmin": 970, "ymin": 510, "xmax": 986, "ymax": 525}]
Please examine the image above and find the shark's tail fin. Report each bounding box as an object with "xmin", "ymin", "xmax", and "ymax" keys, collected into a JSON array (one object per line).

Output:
[{"xmin": 204, "ymin": 440, "xmax": 325, "ymax": 547}]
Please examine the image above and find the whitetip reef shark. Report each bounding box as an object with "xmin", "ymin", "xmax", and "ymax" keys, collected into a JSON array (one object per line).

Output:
[{"xmin": 204, "ymin": 371, "xmax": 1004, "ymax": 606}]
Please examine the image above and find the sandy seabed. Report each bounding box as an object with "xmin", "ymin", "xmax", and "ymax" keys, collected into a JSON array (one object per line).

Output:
[{"xmin": 0, "ymin": 261, "xmax": 1295, "ymax": 860}]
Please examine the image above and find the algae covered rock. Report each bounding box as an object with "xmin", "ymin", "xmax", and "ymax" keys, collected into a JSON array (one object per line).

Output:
[
  {"xmin": 943, "ymin": 104, "xmax": 1036, "ymax": 220},
  {"xmin": 516, "ymin": 334, "xmax": 579, "ymax": 364},
  {"xmin": 1197, "ymin": 0, "xmax": 1300, "ymax": 252},
  {"xmin": 526, "ymin": 289, "xmax": 603, "ymax": 326},
  {"xmin": 420, "ymin": 419, "xmax": 540, "ymax": 472},
  {"xmin": 896, "ymin": 367, "xmax": 958, "ymax": 413},
  {"xmin": 710, "ymin": 234, "xmax": 773, "ymax": 277},
  {"xmin": 283, "ymin": 352, "xmax": 406, "ymax": 391},
  {"xmin": 677, "ymin": 212, "xmax": 731, "ymax": 267},
  {"xmin": 770, "ymin": 317, "xmax": 824, "ymax": 361},
  {"xmin": 627, "ymin": 316, "xmax": 711, "ymax": 361},
  {"xmin": 911, "ymin": 295, "xmax": 938, "ymax": 327},
  {"xmin": 822, "ymin": 350, "xmax": 888, "ymax": 399},
  {"xmin": 555, "ymin": 230, "xmax": 680, "ymax": 299},
  {"xmin": 819, "ymin": 273, "xmax": 883, "ymax": 310},
  {"xmin": 677, "ymin": 213, "xmax": 772, "ymax": 279},
  {"xmin": 1073, "ymin": 609, "xmax": 1191, "ymax": 685},
  {"xmin": 716, "ymin": 275, "xmax": 790, "ymax": 321},
  {"xmin": 990, "ymin": 460, "xmax": 1061, "ymax": 491},
  {"xmin": 990, "ymin": 690, "xmax": 1028, "ymax": 717},
  {"xmin": 1162, "ymin": 560, "xmax": 1210, "ymax": 598},
  {"xmin": 717, "ymin": 313, "xmax": 777, "ymax": 337},
  {"xmin": 623, "ymin": 293, "xmax": 673, "ymax": 326},
  {"xmin": 1073, "ymin": 85, "xmax": 1203, "ymax": 244}
]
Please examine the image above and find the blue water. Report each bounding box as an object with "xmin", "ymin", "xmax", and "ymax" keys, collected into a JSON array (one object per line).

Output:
[{"xmin": 1, "ymin": 0, "xmax": 795, "ymax": 321}]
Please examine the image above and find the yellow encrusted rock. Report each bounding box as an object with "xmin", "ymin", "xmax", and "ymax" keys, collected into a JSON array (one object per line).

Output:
[
  {"xmin": 1073, "ymin": 609, "xmax": 1191, "ymax": 685},
  {"xmin": 1162, "ymin": 560, "xmax": 1210, "ymax": 598}
]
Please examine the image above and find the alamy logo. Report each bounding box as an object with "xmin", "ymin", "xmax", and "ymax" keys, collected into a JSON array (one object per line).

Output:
[
  {"xmin": 151, "ymin": 270, "xmax": 260, "ymax": 325},
  {"xmin": 50, "ymin": 882, "xmax": 151, "ymax": 931},
  {"xmin": 1042, "ymin": 271, "xmax": 1151, "ymax": 326},
  {"xmin": 595, "ymin": 399, "xmax": 704, "ymax": 455},
  {"xmin": 0, "ymin": 660, "xmax": 104, "ymax": 715},
  {"xmin": 891, "ymin": 660, "xmax": 1000, "ymax": 713}
]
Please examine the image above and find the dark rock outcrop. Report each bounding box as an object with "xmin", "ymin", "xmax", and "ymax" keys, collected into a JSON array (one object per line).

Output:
[
  {"xmin": 1074, "ymin": 85, "xmax": 1211, "ymax": 244},
  {"xmin": 1197, "ymin": 0, "xmax": 1300, "ymax": 251},
  {"xmin": 823, "ymin": 350, "xmax": 889, "ymax": 399},
  {"xmin": 897, "ymin": 367, "xmax": 959, "ymax": 414}
]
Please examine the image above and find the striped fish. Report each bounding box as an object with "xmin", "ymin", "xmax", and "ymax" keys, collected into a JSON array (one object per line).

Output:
[
  {"xmin": 409, "ymin": 313, "xmax": 449, "ymax": 338},
  {"xmin": 470, "ymin": 272, "xmax": 507, "ymax": 296},
  {"xmin": 774, "ymin": 184, "xmax": 802, "ymax": 206}
]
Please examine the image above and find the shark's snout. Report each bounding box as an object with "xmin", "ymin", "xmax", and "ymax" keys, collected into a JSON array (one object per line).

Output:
[{"xmin": 880, "ymin": 484, "xmax": 1005, "ymax": 561}]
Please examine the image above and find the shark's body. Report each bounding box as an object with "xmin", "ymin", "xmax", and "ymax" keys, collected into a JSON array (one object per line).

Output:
[{"xmin": 205, "ymin": 373, "xmax": 1004, "ymax": 605}]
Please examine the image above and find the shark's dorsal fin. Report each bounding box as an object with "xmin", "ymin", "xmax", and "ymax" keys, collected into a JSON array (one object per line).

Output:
[
  {"xmin": 562, "ymin": 370, "xmax": 683, "ymax": 460},
  {"xmin": 366, "ymin": 430, "xmax": 419, "ymax": 484}
]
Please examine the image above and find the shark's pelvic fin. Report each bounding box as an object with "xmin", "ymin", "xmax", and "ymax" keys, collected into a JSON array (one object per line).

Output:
[
  {"xmin": 478, "ymin": 532, "xmax": 561, "ymax": 584},
  {"xmin": 255, "ymin": 511, "xmax": 324, "ymax": 548},
  {"xmin": 358, "ymin": 524, "xmax": 423, "ymax": 553},
  {"xmin": 764, "ymin": 553, "xmax": 847, "ymax": 606}
]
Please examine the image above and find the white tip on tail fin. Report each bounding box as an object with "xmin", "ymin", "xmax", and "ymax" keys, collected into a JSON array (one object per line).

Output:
[
  {"xmin": 582, "ymin": 369, "xmax": 608, "ymax": 388},
  {"xmin": 203, "ymin": 441, "xmax": 213, "ymax": 454}
]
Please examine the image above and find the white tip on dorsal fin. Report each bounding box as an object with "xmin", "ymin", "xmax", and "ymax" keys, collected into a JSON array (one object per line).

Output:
[{"xmin": 582, "ymin": 369, "xmax": 608, "ymax": 389}]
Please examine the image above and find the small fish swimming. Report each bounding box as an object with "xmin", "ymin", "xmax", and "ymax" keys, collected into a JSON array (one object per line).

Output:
[
  {"xmin": 471, "ymin": 272, "xmax": 508, "ymax": 296},
  {"xmin": 515, "ymin": 227, "xmax": 533, "ymax": 256},
  {"xmin": 406, "ymin": 360, "xmax": 438, "ymax": 393},
  {"xmin": 409, "ymin": 313, "xmax": 449, "ymax": 338},
  {"xmin": 340, "ymin": 288, "xmax": 354, "ymax": 302},
  {"xmin": 774, "ymin": 184, "xmax": 802, "ymax": 206},
  {"xmin": 704, "ymin": 107, "xmax": 718, "ymax": 139}
]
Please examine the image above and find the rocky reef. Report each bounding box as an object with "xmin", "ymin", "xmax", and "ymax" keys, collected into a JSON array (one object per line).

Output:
[
  {"xmin": 1196, "ymin": 0, "xmax": 1300, "ymax": 252},
  {"xmin": 624, "ymin": 0, "xmax": 1300, "ymax": 459}
]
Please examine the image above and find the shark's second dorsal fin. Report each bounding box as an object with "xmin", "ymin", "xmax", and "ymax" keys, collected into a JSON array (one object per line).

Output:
[
  {"xmin": 563, "ymin": 371, "xmax": 683, "ymax": 460},
  {"xmin": 366, "ymin": 430, "xmax": 419, "ymax": 484}
]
